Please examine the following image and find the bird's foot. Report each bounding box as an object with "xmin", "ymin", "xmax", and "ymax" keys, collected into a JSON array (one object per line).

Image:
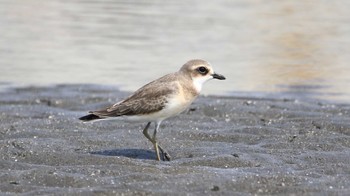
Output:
[{"xmin": 158, "ymin": 145, "xmax": 171, "ymax": 161}]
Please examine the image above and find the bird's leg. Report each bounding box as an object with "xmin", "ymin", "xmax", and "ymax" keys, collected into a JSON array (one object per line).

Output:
[
  {"xmin": 142, "ymin": 122, "xmax": 152, "ymax": 139},
  {"xmin": 142, "ymin": 122, "xmax": 171, "ymax": 161},
  {"xmin": 152, "ymin": 122, "xmax": 171, "ymax": 161},
  {"xmin": 158, "ymin": 144, "xmax": 171, "ymax": 161},
  {"xmin": 152, "ymin": 122, "xmax": 161, "ymax": 161}
]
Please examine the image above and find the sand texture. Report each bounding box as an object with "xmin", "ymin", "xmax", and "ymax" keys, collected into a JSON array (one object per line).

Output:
[{"xmin": 0, "ymin": 84, "xmax": 349, "ymax": 195}]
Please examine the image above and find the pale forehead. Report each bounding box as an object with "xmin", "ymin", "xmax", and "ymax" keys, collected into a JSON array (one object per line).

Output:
[{"xmin": 181, "ymin": 59, "xmax": 212, "ymax": 70}]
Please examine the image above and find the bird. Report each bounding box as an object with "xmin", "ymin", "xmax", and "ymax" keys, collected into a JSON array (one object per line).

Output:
[{"xmin": 79, "ymin": 59, "xmax": 226, "ymax": 161}]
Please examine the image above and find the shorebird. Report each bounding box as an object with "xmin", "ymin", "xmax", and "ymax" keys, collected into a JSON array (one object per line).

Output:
[{"xmin": 79, "ymin": 59, "xmax": 226, "ymax": 161}]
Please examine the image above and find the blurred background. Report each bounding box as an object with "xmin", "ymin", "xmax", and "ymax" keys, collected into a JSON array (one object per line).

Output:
[{"xmin": 0, "ymin": 0, "xmax": 349, "ymax": 102}]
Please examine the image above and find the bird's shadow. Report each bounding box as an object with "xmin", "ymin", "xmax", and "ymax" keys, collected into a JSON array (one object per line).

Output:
[{"xmin": 90, "ymin": 148, "xmax": 156, "ymax": 160}]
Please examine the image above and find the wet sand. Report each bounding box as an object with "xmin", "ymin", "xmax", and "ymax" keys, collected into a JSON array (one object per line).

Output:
[{"xmin": 0, "ymin": 84, "xmax": 349, "ymax": 195}]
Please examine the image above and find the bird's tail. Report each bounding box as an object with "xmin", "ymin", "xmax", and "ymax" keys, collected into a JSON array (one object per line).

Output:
[{"xmin": 79, "ymin": 114, "xmax": 102, "ymax": 121}]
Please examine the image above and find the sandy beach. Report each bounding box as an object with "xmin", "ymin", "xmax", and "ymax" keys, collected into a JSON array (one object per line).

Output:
[{"xmin": 0, "ymin": 84, "xmax": 349, "ymax": 195}]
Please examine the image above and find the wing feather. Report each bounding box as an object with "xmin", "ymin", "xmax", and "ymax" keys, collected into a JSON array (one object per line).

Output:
[{"xmin": 90, "ymin": 75, "xmax": 179, "ymax": 117}]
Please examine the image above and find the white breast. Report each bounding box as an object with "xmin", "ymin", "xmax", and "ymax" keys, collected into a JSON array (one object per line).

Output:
[{"xmin": 192, "ymin": 75, "xmax": 213, "ymax": 92}]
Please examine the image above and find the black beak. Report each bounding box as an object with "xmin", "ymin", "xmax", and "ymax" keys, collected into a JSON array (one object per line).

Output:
[{"xmin": 212, "ymin": 73, "xmax": 226, "ymax": 80}]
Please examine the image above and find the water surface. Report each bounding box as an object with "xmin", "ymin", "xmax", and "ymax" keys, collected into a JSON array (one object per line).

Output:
[{"xmin": 1, "ymin": 0, "xmax": 349, "ymax": 102}]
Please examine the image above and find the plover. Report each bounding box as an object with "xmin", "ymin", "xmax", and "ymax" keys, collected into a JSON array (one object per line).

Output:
[{"xmin": 79, "ymin": 59, "xmax": 226, "ymax": 161}]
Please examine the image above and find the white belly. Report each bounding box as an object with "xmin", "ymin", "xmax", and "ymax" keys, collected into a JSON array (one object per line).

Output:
[{"xmin": 121, "ymin": 95, "xmax": 194, "ymax": 123}]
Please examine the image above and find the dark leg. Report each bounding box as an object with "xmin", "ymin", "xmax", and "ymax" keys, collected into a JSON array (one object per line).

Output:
[
  {"xmin": 152, "ymin": 122, "xmax": 161, "ymax": 160},
  {"xmin": 152, "ymin": 122, "xmax": 171, "ymax": 161},
  {"xmin": 142, "ymin": 122, "xmax": 171, "ymax": 161}
]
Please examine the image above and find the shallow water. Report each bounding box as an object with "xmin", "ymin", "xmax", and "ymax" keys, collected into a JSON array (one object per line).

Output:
[{"xmin": 1, "ymin": 0, "xmax": 350, "ymax": 102}]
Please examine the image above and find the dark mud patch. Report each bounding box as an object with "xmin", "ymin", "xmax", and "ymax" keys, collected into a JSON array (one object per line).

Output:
[{"xmin": 0, "ymin": 84, "xmax": 349, "ymax": 195}]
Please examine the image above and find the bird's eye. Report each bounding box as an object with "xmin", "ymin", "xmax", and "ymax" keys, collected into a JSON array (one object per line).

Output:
[{"xmin": 197, "ymin": 66, "xmax": 208, "ymax": 75}]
